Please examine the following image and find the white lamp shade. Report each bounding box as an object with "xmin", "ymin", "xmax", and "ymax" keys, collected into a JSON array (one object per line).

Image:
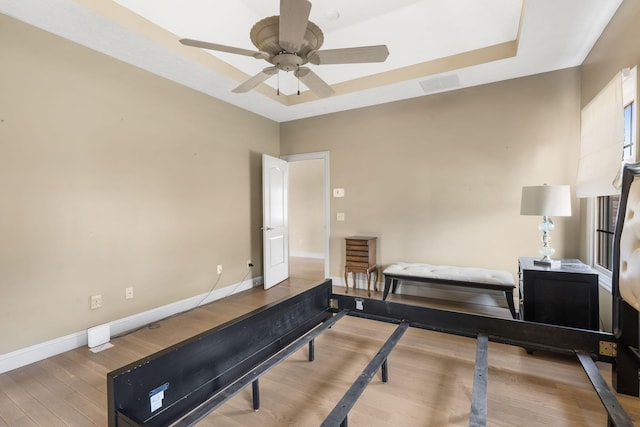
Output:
[{"xmin": 520, "ymin": 185, "xmax": 572, "ymax": 217}]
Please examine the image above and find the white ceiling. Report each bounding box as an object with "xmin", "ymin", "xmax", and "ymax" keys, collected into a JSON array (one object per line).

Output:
[{"xmin": 0, "ymin": 0, "xmax": 623, "ymax": 122}]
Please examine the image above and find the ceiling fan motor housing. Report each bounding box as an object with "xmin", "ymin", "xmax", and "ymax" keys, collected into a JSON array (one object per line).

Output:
[{"xmin": 250, "ymin": 15, "xmax": 324, "ymax": 69}]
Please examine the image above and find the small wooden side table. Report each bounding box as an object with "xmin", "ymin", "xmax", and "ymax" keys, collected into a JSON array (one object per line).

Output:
[{"xmin": 344, "ymin": 236, "xmax": 378, "ymax": 296}]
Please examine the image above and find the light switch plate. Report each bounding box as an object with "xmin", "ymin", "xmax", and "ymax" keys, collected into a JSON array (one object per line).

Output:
[{"xmin": 333, "ymin": 188, "xmax": 345, "ymax": 197}]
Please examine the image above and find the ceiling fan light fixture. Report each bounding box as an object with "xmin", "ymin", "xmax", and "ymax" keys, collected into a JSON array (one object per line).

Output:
[{"xmin": 274, "ymin": 52, "xmax": 304, "ymax": 72}]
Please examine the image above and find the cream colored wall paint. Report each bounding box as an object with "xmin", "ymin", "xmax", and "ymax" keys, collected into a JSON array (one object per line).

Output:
[
  {"xmin": 289, "ymin": 159, "xmax": 325, "ymax": 256},
  {"xmin": 281, "ymin": 68, "xmax": 582, "ymax": 280},
  {"xmin": 580, "ymin": 0, "xmax": 640, "ymax": 332},
  {"xmin": 0, "ymin": 15, "xmax": 279, "ymax": 353},
  {"xmin": 580, "ymin": 0, "xmax": 640, "ymax": 109},
  {"xmin": 5, "ymin": 0, "xmax": 632, "ymax": 355}
]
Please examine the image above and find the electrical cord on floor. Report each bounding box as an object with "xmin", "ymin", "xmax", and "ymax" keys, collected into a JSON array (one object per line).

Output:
[{"xmin": 110, "ymin": 265, "xmax": 253, "ymax": 339}]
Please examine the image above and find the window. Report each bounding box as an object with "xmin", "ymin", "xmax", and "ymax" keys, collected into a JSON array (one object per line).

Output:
[
  {"xmin": 594, "ymin": 101, "xmax": 635, "ymax": 272},
  {"xmin": 595, "ymin": 194, "xmax": 617, "ymax": 270},
  {"xmin": 624, "ymin": 101, "xmax": 635, "ymax": 159}
]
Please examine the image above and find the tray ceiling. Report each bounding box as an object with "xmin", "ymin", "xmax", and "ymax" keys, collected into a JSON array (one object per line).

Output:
[{"xmin": 0, "ymin": 0, "xmax": 622, "ymax": 122}]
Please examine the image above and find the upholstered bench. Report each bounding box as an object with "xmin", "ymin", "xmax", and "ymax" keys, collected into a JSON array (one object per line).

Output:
[{"xmin": 382, "ymin": 262, "xmax": 517, "ymax": 319}]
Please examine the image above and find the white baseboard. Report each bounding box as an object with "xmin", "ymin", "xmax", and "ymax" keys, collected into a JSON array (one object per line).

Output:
[
  {"xmin": 290, "ymin": 251, "xmax": 325, "ymax": 259},
  {"xmin": 0, "ymin": 276, "xmax": 263, "ymax": 374},
  {"xmin": 0, "ymin": 331, "xmax": 88, "ymax": 375}
]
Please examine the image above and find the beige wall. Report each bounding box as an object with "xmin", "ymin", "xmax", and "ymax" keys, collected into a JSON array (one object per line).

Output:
[
  {"xmin": 281, "ymin": 68, "xmax": 582, "ymax": 279},
  {"xmin": 581, "ymin": 0, "xmax": 640, "ymax": 109},
  {"xmin": 289, "ymin": 159, "xmax": 325, "ymax": 257},
  {"xmin": 580, "ymin": 0, "xmax": 640, "ymax": 332},
  {"xmin": 3, "ymin": 1, "xmax": 638, "ymax": 355},
  {"xmin": 0, "ymin": 15, "xmax": 279, "ymax": 353}
]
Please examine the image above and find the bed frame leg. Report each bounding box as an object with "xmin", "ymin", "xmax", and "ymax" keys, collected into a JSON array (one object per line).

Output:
[
  {"xmin": 505, "ymin": 290, "xmax": 517, "ymax": 319},
  {"xmin": 381, "ymin": 359, "xmax": 388, "ymax": 383},
  {"xmin": 340, "ymin": 416, "xmax": 348, "ymax": 427},
  {"xmin": 614, "ymin": 345, "xmax": 639, "ymax": 397},
  {"xmin": 309, "ymin": 339, "xmax": 315, "ymax": 362},
  {"xmin": 252, "ymin": 379, "xmax": 260, "ymax": 411},
  {"xmin": 613, "ymin": 301, "xmax": 639, "ymax": 397}
]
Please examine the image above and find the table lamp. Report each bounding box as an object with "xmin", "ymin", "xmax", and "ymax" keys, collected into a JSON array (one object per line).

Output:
[{"xmin": 520, "ymin": 184, "xmax": 572, "ymax": 267}]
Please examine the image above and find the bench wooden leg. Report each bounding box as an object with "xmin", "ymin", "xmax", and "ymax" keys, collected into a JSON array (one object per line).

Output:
[
  {"xmin": 383, "ymin": 278, "xmax": 395, "ymax": 300},
  {"xmin": 505, "ymin": 290, "xmax": 517, "ymax": 319}
]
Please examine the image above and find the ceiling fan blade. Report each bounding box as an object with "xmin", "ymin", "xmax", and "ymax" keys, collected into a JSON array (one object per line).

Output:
[
  {"xmin": 309, "ymin": 45, "xmax": 389, "ymax": 65},
  {"xmin": 232, "ymin": 67, "xmax": 278, "ymax": 93},
  {"xmin": 279, "ymin": 0, "xmax": 312, "ymax": 53},
  {"xmin": 180, "ymin": 38, "xmax": 268, "ymax": 59},
  {"xmin": 295, "ymin": 67, "xmax": 335, "ymax": 98}
]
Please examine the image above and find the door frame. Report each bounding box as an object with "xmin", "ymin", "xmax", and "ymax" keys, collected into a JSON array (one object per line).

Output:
[{"xmin": 280, "ymin": 151, "xmax": 330, "ymax": 278}]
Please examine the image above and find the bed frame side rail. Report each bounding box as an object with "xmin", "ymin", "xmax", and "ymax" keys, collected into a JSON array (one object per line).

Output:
[
  {"xmin": 330, "ymin": 293, "xmax": 616, "ymax": 361},
  {"xmin": 330, "ymin": 293, "xmax": 633, "ymax": 426},
  {"xmin": 107, "ymin": 279, "xmax": 333, "ymax": 427}
]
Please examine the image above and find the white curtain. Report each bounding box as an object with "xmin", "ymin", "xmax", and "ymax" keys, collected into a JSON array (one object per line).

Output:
[{"xmin": 575, "ymin": 72, "xmax": 624, "ymax": 198}]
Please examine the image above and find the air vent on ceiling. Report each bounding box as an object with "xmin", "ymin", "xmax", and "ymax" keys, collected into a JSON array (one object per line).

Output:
[{"xmin": 419, "ymin": 74, "xmax": 460, "ymax": 94}]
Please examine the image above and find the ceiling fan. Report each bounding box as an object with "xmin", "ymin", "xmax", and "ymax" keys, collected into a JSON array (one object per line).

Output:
[{"xmin": 179, "ymin": 0, "xmax": 389, "ymax": 98}]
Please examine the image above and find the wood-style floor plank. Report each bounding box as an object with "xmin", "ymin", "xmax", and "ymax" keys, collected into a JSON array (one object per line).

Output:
[
  {"xmin": 7, "ymin": 364, "xmax": 98, "ymax": 426},
  {"xmin": 0, "ymin": 257, "xmax": 639, "ymax": 426},
  {"xmin": 0, "ymin": 387, "xmax": 37, "ymax": 427},
  {"xmin": 0, "ymin": 371, "xmax": 64, "ymax": 426}
]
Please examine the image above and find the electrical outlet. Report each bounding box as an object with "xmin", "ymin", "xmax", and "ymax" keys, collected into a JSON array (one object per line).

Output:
[
  {"xmin": 247, "ymin": 260, "xmax": 253, "ymax": 268},
  {"xmin": 125, "ymin": 287, "xmax": 134, "ymax": 300},
  {"xmin": 217, "ymin": 264, "xmax": 223, "ymax": 275},
  {"xmin": 90, "ymin": 294, "xmax": 102, "ymax": 310}
]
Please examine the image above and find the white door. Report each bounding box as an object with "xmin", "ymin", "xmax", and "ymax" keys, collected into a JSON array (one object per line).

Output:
[{"xmin": 262, "ymin": 154, "xmax": 289, "ymax": 288}]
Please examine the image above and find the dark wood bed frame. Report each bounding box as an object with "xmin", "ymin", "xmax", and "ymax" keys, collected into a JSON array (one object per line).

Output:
[
  {"xmin": 611, "ymin": 162, "xmax": 640, "ymax": 399},
  {"xmin": 107, "ymin": 164, "xmax": 640, "ymax": 427},
  {"xmin": 107, "ymin": 280, "xmax": 636, "ymax": 426}
]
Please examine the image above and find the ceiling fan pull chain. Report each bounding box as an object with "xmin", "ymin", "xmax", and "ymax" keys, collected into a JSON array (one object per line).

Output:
[
  {"xmin": 297, "ymin": 65, "xmax": 300, "ymax": 95},
  {"xmin": 277, "ymin": 68, "xmax": 280, "ymax": 96}
]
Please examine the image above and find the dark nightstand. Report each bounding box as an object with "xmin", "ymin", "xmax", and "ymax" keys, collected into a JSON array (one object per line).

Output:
[{"xmin": 518, "ymin": 257, "xmax": 599, "ymax": 330}]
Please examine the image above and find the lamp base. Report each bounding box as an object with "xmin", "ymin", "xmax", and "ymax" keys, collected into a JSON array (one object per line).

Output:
[{"xmin": 533, "ymin": 258, "xmax": 561, "ymax": 268}]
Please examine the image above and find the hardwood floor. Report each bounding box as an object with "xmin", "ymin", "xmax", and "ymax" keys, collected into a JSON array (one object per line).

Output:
[{"xmin": 1, "ymin": 257, "xmax": 639, "ymax": 426}]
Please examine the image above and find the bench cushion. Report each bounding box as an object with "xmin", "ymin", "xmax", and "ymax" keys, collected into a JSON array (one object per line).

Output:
[{"xmin": 383, "ymin": 262, "xmax": 515, "ymax": 288}]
